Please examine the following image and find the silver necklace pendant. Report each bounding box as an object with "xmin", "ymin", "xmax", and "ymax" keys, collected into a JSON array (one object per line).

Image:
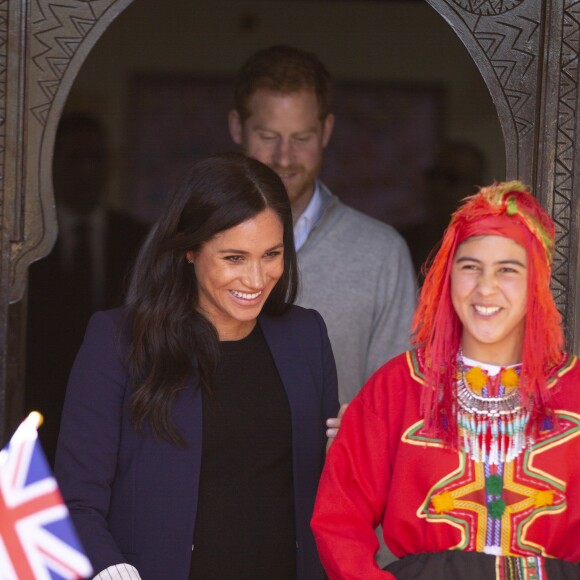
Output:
[{"xmin": 456, "ymin": 359, "xmax": 530, "ymax": 464}]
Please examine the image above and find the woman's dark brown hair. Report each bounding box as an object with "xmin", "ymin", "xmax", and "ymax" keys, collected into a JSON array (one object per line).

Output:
[{"xmin": 126, "ymin": 153, "xmax": 297, "ymax": 444}]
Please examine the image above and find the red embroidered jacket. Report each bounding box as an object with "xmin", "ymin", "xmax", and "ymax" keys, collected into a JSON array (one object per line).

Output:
[{"xmin": 311, "ymin": 350, "xmax": 580, "ymax": 579}]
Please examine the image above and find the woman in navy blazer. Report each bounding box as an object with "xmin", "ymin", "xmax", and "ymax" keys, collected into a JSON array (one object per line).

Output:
[{"xmin": 55, "ymin": 153, "xmax": 339, "ymax": 579}]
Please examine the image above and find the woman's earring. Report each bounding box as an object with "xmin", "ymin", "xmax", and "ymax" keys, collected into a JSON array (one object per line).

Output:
[{"xmin": 187, "ymin": 257, "xmax": 194, "ymax": 264}]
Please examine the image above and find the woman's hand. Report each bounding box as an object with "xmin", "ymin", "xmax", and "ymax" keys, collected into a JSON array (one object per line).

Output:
[{"xmin": 326, "ymin": 404, "xmax": 349, "ymax": 449}]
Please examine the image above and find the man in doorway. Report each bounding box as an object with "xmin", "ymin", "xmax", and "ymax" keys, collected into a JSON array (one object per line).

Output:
[{"xmin": 228, "ymin": 45, "xmax": 416, "ymax": 405}]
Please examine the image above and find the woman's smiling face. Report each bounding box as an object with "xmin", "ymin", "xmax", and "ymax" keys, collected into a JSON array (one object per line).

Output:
[
  {"xmin": 189, "ymin": 208, "xmax": 284, "ymax": 340},
  {"xmin": 451, "ymin": 234, "xmax": 528, "ymax": 365}
]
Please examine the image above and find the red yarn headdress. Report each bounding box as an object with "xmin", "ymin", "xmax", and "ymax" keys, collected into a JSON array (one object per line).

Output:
[{"xmin": 412, "ymin": 180, "xmax": 563, "ymax": 445}]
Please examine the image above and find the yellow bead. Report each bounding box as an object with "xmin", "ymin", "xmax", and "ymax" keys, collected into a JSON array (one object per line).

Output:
[
  {"xmin": 432, "ymin": 491, "xmax": 455, "ymax": 513},
  {"xmin": 465, "ymin": 367, "xmax": 487, "ymax": 394},
  {"xmin": 534, "ymin": 490, "xmax": 554, "ymax": 508},
  {"xmin": 501, "ymin": 367, "xmax": 520, "ymax": 389}
]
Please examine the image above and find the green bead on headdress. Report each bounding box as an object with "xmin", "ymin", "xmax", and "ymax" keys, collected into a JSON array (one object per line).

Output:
[
  {"xmin": 450, "ymin": 180, "xmax": 555, "ymax": 267},
  {"xmin": 478, "ymin": 180, "xmax": 554, "ymax": 265}
]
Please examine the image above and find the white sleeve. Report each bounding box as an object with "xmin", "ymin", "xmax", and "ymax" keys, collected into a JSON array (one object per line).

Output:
[{"xmin": 93, "ymin": 564, "xmax": 142, "ymax": 580}]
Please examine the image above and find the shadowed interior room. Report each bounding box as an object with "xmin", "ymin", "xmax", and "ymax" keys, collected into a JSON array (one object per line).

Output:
[
  {"xmin": 64, "ymin": 0, "xmax": 505, "ymax": 228},
  {"xmin": 2, "ymin": 0, "xmax": 579, "ymax": 451},
  {"xmin": 19, "ymin": 0, "xmax": 507, "ymax": 446}
]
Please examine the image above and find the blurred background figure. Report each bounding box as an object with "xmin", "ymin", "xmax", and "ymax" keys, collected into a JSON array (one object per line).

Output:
[
  {"xmin": 402, "ymin": 140, "xmax": 487, "ymax": 275},
  {"xmin": 25, "ymin": 113, "xmax": 148, "ymax": 465}
]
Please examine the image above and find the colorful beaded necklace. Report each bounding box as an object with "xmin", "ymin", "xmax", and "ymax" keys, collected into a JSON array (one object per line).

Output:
[{"xmin": 456, "ymin": 354, "xmax": 530, "ymax": 464}]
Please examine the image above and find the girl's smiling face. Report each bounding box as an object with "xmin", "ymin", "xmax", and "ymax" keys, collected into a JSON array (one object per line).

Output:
[{"xmin": 451, "ymin": 234, "xmax": 528, "ymax": 365}]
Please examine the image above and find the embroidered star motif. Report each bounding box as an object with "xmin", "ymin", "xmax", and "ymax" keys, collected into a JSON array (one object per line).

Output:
[{"xmin": 402, "ymin": 411, "xmax": 580, "ymax": 556}]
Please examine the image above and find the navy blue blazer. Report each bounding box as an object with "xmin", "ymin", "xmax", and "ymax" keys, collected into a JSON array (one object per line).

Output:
[{"xmin": 55, "ymin": 305, "xmax": 339, "ymax": 580}]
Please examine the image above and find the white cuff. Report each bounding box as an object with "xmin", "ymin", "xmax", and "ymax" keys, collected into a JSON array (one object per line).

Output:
[{"xmin": 93, "ymin": 563, "xmax": 142, "ymax": 580}]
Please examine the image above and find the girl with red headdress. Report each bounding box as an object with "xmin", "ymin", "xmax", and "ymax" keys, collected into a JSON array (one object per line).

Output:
[{"xmin": 311, "ymin": 181, "xmax": 580, "ymax": 579}]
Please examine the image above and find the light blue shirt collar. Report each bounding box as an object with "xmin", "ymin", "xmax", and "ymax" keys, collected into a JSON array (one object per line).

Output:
[{"xmin": 293, "ymin": 183, "xmax": 323, "ymax": 251}]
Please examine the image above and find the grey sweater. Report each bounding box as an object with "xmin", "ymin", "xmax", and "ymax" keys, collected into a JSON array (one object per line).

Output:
[{"xmin": 296, "ymin": 183, "xmax": 417, "ymax": 403}]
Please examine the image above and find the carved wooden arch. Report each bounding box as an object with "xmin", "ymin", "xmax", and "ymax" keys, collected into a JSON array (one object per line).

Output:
[
  {"xmin": 7, "ymin": 0, "xmax": 134, "ymax": 303},
  {"xmin": 1, "ymin": 0, "xmax": 579, "ymax": 439},
  {"xmin": 425, "ymin": 0, "xmax": 580, "ymax": 341}
]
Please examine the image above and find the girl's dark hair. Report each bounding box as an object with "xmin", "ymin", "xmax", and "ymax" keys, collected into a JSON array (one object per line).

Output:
[{"xmin": 126, "ymin": 153, "xmax": 297, "ymax": 444}]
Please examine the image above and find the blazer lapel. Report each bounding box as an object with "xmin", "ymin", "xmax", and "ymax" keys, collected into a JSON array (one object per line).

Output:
[{"xmin": 258, "ymin": 314, "xmax": 303, "ymax": 411}]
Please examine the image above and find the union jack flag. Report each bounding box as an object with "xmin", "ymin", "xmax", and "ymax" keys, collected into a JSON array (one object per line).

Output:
[{"xmin": 0, "ymin": 412, "xmax": 93, "ymax": 580}]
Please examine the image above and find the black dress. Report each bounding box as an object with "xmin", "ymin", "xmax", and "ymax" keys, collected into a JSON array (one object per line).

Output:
[{"xmin": 189, "ymin": 324, "xmax": 296, "ymax": 579}]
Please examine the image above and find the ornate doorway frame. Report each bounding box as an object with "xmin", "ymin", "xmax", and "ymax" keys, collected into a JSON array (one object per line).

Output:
[{"xmin": 0, "ymin": 0, "xmax": 578, "ymax": 440}]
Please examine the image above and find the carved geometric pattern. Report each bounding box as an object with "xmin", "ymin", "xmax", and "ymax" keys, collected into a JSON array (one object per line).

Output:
[
  {"xmin": 552, "ymin": 0, "xmax": 580, "ymax": 340},
  {"xmin": 434, "ymin": 2, "xmax": 542, "ymax": 191},
  {"xmin": 451, "ymin": 0, "xmax": 525, "ymax": 15},
  {"xmin": 6, "ymin": 0, "xmax": 124, "ymax": 304},
  {"xmin": 470, "ymin": 14, "xmax": 540, "ymax": 144},
  {"xmin": 0, "ymin": 0, "xmax": 9, "ymax": 441},
  {"xmin": 29, "ymin": 0, "xmax": 117, "ymax": 126},
  {"xmin": 0, "ymin": 0, "xmax": 7, "ymax": 225},
  {"xmin": 443, "ymin": 2, "xmax": 577, "ymax": 324}
]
